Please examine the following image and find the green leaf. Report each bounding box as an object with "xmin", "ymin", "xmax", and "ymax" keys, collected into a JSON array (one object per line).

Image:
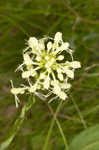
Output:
[{"xmin": 69, "ymin": 124, "xmax": 99, "ymax": 150}]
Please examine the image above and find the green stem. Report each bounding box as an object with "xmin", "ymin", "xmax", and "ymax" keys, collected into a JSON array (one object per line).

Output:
[
  {"xmin": 0, "ymin": 96, "xmax": 35, "ymax": 150},
  {"xmin": 43, "ymin": 100, "xmax": 69, "ymax": 150},
  {"xmin": 71, "ymin": 97, "xmax": 87, "ymax": 129},
  {"xmin": 55, "ymin": 118, "xmax": 69, "ymax": 150}
]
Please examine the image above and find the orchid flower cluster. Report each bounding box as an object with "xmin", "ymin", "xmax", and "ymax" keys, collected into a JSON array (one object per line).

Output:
[{"xmin": 11, "ymin": 32, "xmax": 81, "ymax": 107}]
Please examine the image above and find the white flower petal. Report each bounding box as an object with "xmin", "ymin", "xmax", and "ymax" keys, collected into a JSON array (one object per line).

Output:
[
  {"xmin": 28, "ymin": 84, "xmax": 37, "ymax": 93},
  {"xmin": 40, "ymin": 73, "xmax": 46, "ymax": 79},
  {"xmin": 36, "ymin": 56, "xmax": 41, "ymax": 61},
  {"xmin": 59, "ymin": 91, "xmax": 68, "ymax": 100},
  {"xmin": 70, "ymin": 61, "xmax": 81, "ymax": 69},
  {"xmin": 22, "ymin": 71, "xmax": 30, "ymax": 78},
  {"xmin": 58, "ymin": 73, "xmax": 64, "ymax": 81},
  {"xmin": 47, "ymin": 42, "xmax": 52, "ymax": 52},
  {"xmin": 28, "ymin": 37, "xmax": 38, "ymax": 49},
  {"xmin": 53, "ymin": 83, "xmax": 61, "ymax": 94},
  {"xmin": 61, "ymin": 83, "xmax": 71, "ymax": 89},
  {"xmin": 57, "ymin": 68, "xmax": 62, "ymax": 73},
  {"xmin": 54, "ymin": 32, "xmax": 62, "ymax": 42},
  {"xmin": 39, "ymin": 40, "xmax": 45, "ymax": 50},
  {"xmin": 61, "ymin": 42, "xmax": 69, "ymax": 50},
  {"xmin": 23, "ymin": 53, "xmax": 33, "ymax": 65},
  {"xmin": 22, "ymin": 69, "xmax": 36, "ymax": 78},
  {"xmin": 11, "ymin": 88, "xmax": 25, "ymax": 95},
  {"xmin": 57, "ymin": 55, "xmax": 64, "ymax": 61},
  {"xmin": 44, "ymin": 76, "xmax": 50, "ymax": 89},
  {"xmin": 64, "ymin": 68, "xmax": 74, "ymax": 79},
  {"xmin": 65, "ymin": 83, "xmax": 71, "ymax": 89}
]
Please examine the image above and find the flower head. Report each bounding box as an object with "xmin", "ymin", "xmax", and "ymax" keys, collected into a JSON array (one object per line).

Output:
[{"xmin": 11, "ymin": 32, "xmax": 81, "ymax": 107}]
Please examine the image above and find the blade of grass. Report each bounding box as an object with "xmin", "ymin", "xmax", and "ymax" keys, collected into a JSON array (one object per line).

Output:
[
  {"xmin": 0, "ymin": 7, "xmax": 67, "ymax": 17},
  {"xmin": 71, "ymin": 97, "xmax": 87, "ymax": 129},
  {"xmin": 0, "ymin": 25, "xmax": 13, "ymax": 42},
  {"xmin": 47, "ymin": 103, "xmax": 69, "ymax": 150},
  {"xmin": 55, "ymin": 119, "xmax": 69, "ymax": 150},
  {"xmin": 10, "ymin": 14, "xmax": 46, "ymax": 32},
  {"xmin": 47, "ymin": 16, "xmax": 66, "ymax": 35},
  {"xmin": 0, "ymin": 14, "xmax": 29, "ymax": 37},
  {"xmin": 43, "ymin": 100, "xmax": 69, "ymax": 150}
]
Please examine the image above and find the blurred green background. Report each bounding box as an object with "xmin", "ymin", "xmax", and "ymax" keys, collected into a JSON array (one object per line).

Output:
[{"xmin": 0, "ymin": 0, "xmax": 99, "ymax": 149}]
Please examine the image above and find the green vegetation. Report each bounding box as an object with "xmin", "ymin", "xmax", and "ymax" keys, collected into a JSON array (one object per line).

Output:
[{"xmin": 0, "ymin": 0, "xmax": 99, "ymax": 149}]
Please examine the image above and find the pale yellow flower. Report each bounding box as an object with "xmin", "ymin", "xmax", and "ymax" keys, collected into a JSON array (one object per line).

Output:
[{"xmin": 11, "ymin": 32, "xmax": 81, "ymax": 106}]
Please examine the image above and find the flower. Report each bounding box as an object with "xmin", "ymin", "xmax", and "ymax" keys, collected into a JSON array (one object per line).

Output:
[{"xmin": 11, "ymin": 32, "xmax": 81, "ymax": 107}]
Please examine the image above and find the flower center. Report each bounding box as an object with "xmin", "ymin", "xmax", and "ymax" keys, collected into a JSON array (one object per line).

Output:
[
  {"xmin": 39, "ymin": 52, "xmax": 56, "ymax": 72},
  {"xmin": 45, "ymin": 57, "xmax": 55, "ymax": 68}
]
